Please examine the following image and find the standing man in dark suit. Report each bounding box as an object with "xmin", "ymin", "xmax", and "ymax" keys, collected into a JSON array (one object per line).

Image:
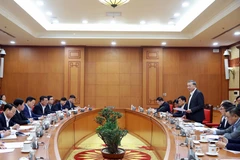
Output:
[
  {"xmin": 52, "ymin": 97, "xmax": 67, "ymax": 112},
  {"xmin": 63, "ymin": 95, "xmax": 77, "ymax": 110},
  {"xmin": 33, "ymin": 96, "xmax": 51, "ymax": 115},
  {"xmin": 184, "ymin": 80, "xmax": 205, "ymax": 123},
  {"xmin": 155, "ymin": 97, "xmax": 170, "ymax": 113},
  {"xmin": 0, "ymin": 104, "xmax": 20, "ymax": 130},
  {"xmin": 173, "ymin": 96, "xmax": 187, "ymax": 117},
  {"xmin": 11, "ymin": 98, "xmax": 33, "ymax": 125}
]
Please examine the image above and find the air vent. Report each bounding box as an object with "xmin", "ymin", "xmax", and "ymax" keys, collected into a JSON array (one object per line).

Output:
[
  {"xmin": 0, "ymin": 29, "xmax": 15, "ymax": 38},
  {"xmin": 106, "ymin": 12, "xmax": 122, "ymax": 17}
]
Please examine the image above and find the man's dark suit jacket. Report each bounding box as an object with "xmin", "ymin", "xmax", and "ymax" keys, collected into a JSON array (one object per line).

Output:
[
  {"xmin": 63, "ymin": 100, "xmax": 76, "ymax": 110},
  {"xmin": 173, "ymin": 104, "xmax": 187, "ymax": 117},
  {"xmin": 156, "ymin": 102, "xmax": 170, "ymax": 112},
  {"xmin": 218, "ymin": 116, "xmax": 231, "ymax": 130},
  {"xmin": 0, "ymin": 112, "xmax": 15, "ymax": 130},
  {"xmin": 33, "ymin": 103, "xmax": 51, "ymax": 115},
  {"xmin": 184, "ymin": 89, "xmax": 205, "ymax": 123},
  {"xmin": 52, "ymin": 102, "xmax": 63, "ymax": 112},
  {"xmin": 11, "ymin": 110, "xmax": 29, "ymax": 125},
  {"xmin": 47, "ymin": 104, "xmax": 56, "ymax": 113},
  {"xmin": 22, "ymin": 104, "xmax": 42, "ymax": 120},
  {"xmin": 226, "ymin": 139, "xmax": 240, "ymax": 151}
]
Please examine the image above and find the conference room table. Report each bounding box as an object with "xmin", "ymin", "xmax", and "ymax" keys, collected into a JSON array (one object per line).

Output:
[{"xmin": 0, "ymin": 108, "xmax": 239, "ymax": 160}]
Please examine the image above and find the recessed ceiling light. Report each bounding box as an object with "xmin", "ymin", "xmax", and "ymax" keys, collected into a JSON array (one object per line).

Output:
[
  {"xmin": 61, "ymin": 41, "xmax": 66, "ymax": 45},
  {"xmin": 82, "ymin": 20, "xmax": 88, "ymax": 24},
  {"xmin": 161, "ymin": 42, "xmax": 167, "ymax": 45},
  {"xmin": 110, "ymin": 20, "xmax": 116, "ymax": 24},
  {"xmin": 174, "ymin": 13, "xmax": 180, "ymax": 17},
  {"xmin": 52, "ymin": 19, "xmax": 59, "ymax": 24},
  {"xmin": 168, "ymin": 21, "xmax": 175, "ymax": 25},
  {"xmin": 111, "ymin": 41, "xmax": 116, "ymax": 45},
  {"xmin": 182, "ymin": 2, "xmax": 189, "ymax": 7},
  {"xmin": 10, "ymin": 41, "xmax": 15, "ymax": 44},
  {"xmin": 140, "ymin": 21, "xmax": 146, "ymax": 25},
  {"xmin": 46, "ymin": 11, "xmax": 52, "ymax": 16},
  {"xmin": 36, "ymin": 1, "xmax": 44, "ymax": 6},
  {"xmin": 234, "ymin": 31, "xmax": 240, "ymax": 36},
  {"xmin": 213, "ymin": 42, "xmax": 218, "ymax": 46}
]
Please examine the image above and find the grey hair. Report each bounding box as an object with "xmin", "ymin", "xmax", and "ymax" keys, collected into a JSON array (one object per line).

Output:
[{"xmin": 188, "ymin": 80, "xmax": 197, "ymax": 86}]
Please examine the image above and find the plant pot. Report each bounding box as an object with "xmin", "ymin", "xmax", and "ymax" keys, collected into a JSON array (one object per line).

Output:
[{"xmin": 101, "ymin": 148, "xmax": 125, "ymax": 159}]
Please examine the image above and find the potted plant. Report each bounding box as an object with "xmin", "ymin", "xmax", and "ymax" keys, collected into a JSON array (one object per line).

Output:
[{"xmin": 95, "ymin": 108, "xmax": 128, "ymax": 159}]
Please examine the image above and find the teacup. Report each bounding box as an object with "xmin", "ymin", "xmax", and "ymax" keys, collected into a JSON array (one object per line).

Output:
[
  {"xmin": 22, "ymin": 141, "xmax": 32, "ymax": 151},
  {"xmin": 208, "ymin": 144, "xmax": 219, "ymax": 154},
  {"xmin": 200, "ymin": 134, "xmax": 207, "ymax": 141}
]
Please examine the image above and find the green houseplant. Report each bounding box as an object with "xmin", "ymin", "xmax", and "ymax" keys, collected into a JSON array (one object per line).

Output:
[{"xmin": 95, "ymin": 108, "xmax": 128, "ymax": 159}]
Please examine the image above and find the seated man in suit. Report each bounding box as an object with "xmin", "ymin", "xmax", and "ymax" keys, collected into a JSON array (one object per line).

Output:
[
  {"xmin": 172, "ymin": 96, "xmax": 187, "ymax": 117},
  {"xmin": 216, "ymin": 137, "xmax": 240, "ymax": 151},
  {"xmin": 208, "ymin": 105, "xmax": 240, "ymax": 139},
  {"xmin": 155, "ymin": 97, "xmax": 170, "ymax": 113},
  {"xmin": 52, "ymin": 97, "xmax": 67, "ymax": 112},
  {"xmin": 11, "ymin": 98, "xmax": 33, "ymax": 125},
  {"xmin": 63, "ymin": 95, "xmax": 77, "ymax": 110},
  {"xmin": 0, "ymin": 104, "xmax": 20, "ymax": 130},
  {"xmin": 47, "ymin": 95, "xmax": 56, "ymax": 113},
  {"xmin": 33, "ymin": 96, "xmax": 51, "ymax": 115},
  {"xmin": 22, "ymin": 96, "xmax": 43, "ymax": 120},
  {"xmin": 184, "ymin": 80, "xmax": 205, "ymax": 123},
  {"xmin": 217, "ymin": 100, "xmax": 233, "ymax": 130}
]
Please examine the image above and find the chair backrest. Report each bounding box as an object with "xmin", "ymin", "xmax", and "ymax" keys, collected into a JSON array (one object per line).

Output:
[
  {"xmin": 204, "ymin": 104, "xmax": 213, "ymax": 123},
  {"xmin": 169, "ymin": 104, "xmax": 173, "ymax": 113},
  {"xmin": 204, "ymin": 109, "xmax": 211, "ymax": 123}
]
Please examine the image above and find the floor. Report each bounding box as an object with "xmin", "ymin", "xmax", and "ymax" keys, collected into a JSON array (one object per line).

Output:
[{"xmin": 66, "ymin": 134, "xmax": 158, "ymax": 160}]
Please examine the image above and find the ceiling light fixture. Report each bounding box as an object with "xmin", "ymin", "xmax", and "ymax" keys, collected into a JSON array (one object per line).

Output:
[
  {"xmin": 174, "ymin": 13, "xmax": 180, "ymax": 17},
  {"xmin": 161, "ymin": 42, "xmax": 167, "ymax": 45},
  {"xmin": 234, "ymin": 31, "xmax": 240, "ymax": 36},
  {"xmin": 10, "ymin": 41, "xmax": 15, "ymax": 44},
  {"xmin": 46, "ymin": 11, "xmax": 52, "ymax": 16},
  {"xmin": 82, "ymin": 20, "xmax": 88, "ymax": 24},
  {"xmin": 140, "ymin": 21, "xmax": 146, "ymax": 25},
  {"xmin": 99, "ymin": 0, "xmax": 130, "ymax": 8},
  {"xmin": 111, "ymin": 41, "xmax": 116, "ymax": 45},
  {"xmin": 182, "ymin": 2, "xmax": 189, "ymax": 7},
  {"xmin": 213, "ymin": 42, "xmax": 218, "ymax": 46},
  {"xmin": 61, "ymin": 41, "xmax": 66, "ymax": 45}
]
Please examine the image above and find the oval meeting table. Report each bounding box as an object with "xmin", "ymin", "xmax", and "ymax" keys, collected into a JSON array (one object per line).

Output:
[{"xmin": 0, "ymin": 109, "xmax": 239, "ymax": 160}]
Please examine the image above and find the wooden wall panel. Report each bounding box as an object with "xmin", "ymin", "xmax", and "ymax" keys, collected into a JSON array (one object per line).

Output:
[
  {"xmin": 0, "ymin": 46, "xmax": 228, "ymax": 107},
  {"xmin": 64, "ymin": 47, "xmax": 84, "ymax": 106},
  {"xmin": 1, "ymin": 47, "xmax": 64, "ymax": 102},
  {"xmin": 84, "ymin": 47, "xmax": 142, "ymax": 108},
  {"xmin": 143, "ymin": 48, "xmax": 163, "ymax": 108}
]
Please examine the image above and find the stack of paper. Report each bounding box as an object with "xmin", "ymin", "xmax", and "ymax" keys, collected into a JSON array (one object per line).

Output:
[
  {"xmin": 4, "ymin": 142, "xmax": 23, "ymax": 149},
  {"xmin": 1, "ymin": 134, "xmax": 17, "ymax": 140}
]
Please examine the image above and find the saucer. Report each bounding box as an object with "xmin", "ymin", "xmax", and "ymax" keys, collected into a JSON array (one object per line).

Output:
[
  {"xmin": 21, "ymin": 149, "xmax": 31, "ymax": 153},
  {"xmin": 195, "ymin": 152, "xmax": 204, "ymax": 156},
  {"xmin": 193, "ymin": 140, "xmax": 200, "ymax": 144},
  {"xmin": 199, "ymin": 140, "xmax": 208, "ymax": 143},
  {"xmin": 206, "ymin": 152, "xmax": 218, "ymax": 156}
]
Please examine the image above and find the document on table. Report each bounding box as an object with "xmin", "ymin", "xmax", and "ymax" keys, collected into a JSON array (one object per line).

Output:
[
  {"xmin": 173, "ymin": 108, "xmax": 186, "ymax": 112},
  {"xmin": 1, "ymin": 134, "xmax": 17, "ymax": 140},
  {"xmin": 0, "ymin": 149, "xmax": 15, "ymax": 153},
  {"xmin": 18, "ymin": 125, "xmax": 34, "ymax": 130},
  {"xmin": 4, "ymin": 142, "xmax": 24, "ymax": 149}
]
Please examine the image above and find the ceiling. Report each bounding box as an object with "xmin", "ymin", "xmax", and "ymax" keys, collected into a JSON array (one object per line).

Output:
[{"xmin": 0, "ymin": 0, "xmax": 240, "ymax": 47}]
